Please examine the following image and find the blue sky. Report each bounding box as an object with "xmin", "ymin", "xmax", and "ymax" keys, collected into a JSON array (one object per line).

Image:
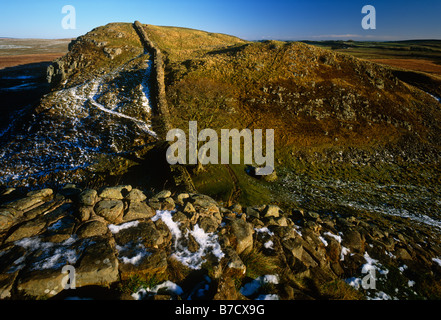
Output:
[{"xmin": 0, "ymin": 0, "xmax": 440, "ymax": 40}]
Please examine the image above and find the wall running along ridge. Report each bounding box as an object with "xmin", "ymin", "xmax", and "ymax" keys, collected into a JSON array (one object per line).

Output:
[{"xmin": 133, "ymin": 21, "xmax": 196, "ymax": 193}]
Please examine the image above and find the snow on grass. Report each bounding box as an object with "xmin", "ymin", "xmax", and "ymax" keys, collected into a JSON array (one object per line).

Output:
[
  {"xmin": 152, "ymin": 210, "xmax": 224, "ymax": 270},
  {"xmin": 132, "ymin": 280, "xmax": 183, "ymax": 300},
  {"xmin": 108, "ymin": 220, "xmax": 139, "ymax": 234},
  {"xmin": 240, "ymin": 275, "xmax": 279, "ymax": 297}
]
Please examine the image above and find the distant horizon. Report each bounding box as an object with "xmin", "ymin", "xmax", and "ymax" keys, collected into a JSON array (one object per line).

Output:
[
  {"xmin": 1, "ymin": 23, "xmax": 441, "ymax": 43},
  {"xmin": 1, "ymin": 1, "xmax": 440, "ymax": 41}
]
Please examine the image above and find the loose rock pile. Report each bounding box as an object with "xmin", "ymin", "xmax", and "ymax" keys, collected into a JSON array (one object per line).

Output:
[{"xmin": 1, "ymin": 185, "xmax": 441, "ymax": 300}]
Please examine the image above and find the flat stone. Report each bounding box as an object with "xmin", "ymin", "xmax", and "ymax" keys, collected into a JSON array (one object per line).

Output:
[
  {"xmin": 94, "ymin": 200, "xmax": 124, "ymax": 223},
  {"xmin": 342, "ymin": 230, "xmax": 364, "ymax": 253},
  {"xmin": 16, "ymin": 268, "xmax": 66, "ymax": 299},
  {"xmin": 27, "ymin": 188, "xmax": 53, "ymax": 199},
  {"xmin": 118, "ymin": 250, "xmax": 167, "ymax": 281},
  {"xmin": 223, "ymin": 247, "xmax": 246, "ymax": 277},
  {"xmin": 76, "ymin": 220, "xmax": 108, "ymax": 238},
  {"xmin": 5, "ymin": 197, "xmax": 43, "ymax": 212},
  {"xmin": 23, "ymin": 198, "xmax": 67, "ymax": 221},
  {"xmin": 0, "ymin": 272, "xmax": 18, "ymax": 299},
  {"xmin": 114, "ymin": 221, "xmax": 164, "ymax": 248},
  {"xmin": 6, "ymin": 218, "xmax": 47, "ymax": 243},
  {"xmin": 75, "ymin": 238, "xmax": 120, "ymax": 287},
  {"xmin": 43, "ymin": 216, "xmax": 77, "ymax": 243},
  {"xmin": 282, "ymin": 237, "xmax": 319, "ymax": 269},
  {"xmin": 123, "ymin": 201, "xmax": 155, "ymax": 222}
]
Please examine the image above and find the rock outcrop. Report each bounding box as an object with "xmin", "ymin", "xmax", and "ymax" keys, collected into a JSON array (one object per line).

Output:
[{"xmin": 1, "ymin": 185, "xmax": 440, "ymax": 300}]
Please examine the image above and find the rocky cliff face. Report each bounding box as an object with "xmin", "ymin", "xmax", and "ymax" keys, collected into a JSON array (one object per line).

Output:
[
  {"xmin": 0, "ymin": 23, "xmax": 158, "ymax": 188},
  {"xmin": 1, "ymin": 185, "xmax": 440, "ymax": 300}
]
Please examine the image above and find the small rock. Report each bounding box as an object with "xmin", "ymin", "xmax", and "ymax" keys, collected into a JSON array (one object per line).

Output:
[
  {"xmin": 77, "ymin": 206, "xmax": 93, "ymax": 222},
  {"xmin": 262, "ymin": 205, "xmax": 280, "ymax": 218},
  {"xmin": 342, "ymin": 230, "xmax": 364, "ymax": 253},
  {"xmin": 183, "ymin": 202, "xmax": 196, "ymax": 214},
  {"xmin": 154, "ymin": 190, "xmax": 171, "ymax": 199},
  {"xmin": 176, "ymin": 193, "xmax": 190, "ymax": 206},
  {"xmin": 161, "ymin": 197, "xmax": 175, "ymax": 211},
  {"xmin": 198, "ymin": 216, "xmax": 219, "ymax": 233}
]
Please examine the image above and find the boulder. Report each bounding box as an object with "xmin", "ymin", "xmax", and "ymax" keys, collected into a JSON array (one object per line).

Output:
[
  {"xmin": 76, "ymin": 220, "xmax": 108, "ymax": 238},
  {"xmin": 124, "ymin": 189, "xmax": 147, "ymax": 202},
  {"xmin": 4, "ymin": 196, "xmax": 43, "ymax": 213},
  {"xmin": 113, "ymin": 221, "xmax": 164, "ymax": 248},
  {"xmin": 123, "ymin": 202, "xmax": 155, "ymax": 222},
  {"xmin": 98, "ymin": 186, "xmax": 132, "ymax": 200},
  {"xmin": 191, "ymin": 194, "xmax": 218, "ymax": 208},
  {"xmin": 175, "ymin": 193, "xmax": 190, "ymax": 206},
  {"xmin": 75, "ymin": 238, "xmax": 120, "ymax": 287},
  {"xmin": 342, "ymin": 230, "xmax": 364, "ymax": 253},
  {"xmin": 198, "ymin": 215, "xmax": 219, "ymax": 233},
  {"xmin": 228, "ymin": 219, "xmax": 254, "ymax": 254},
  {"xmin": 79, "ymin": 189, "xmax": 98, "ymax": 206},
  {"xmin": 94, "ymin": 200, "xmax": 124, "ymax": 223},
  {"xmin": 118, "ymin": 250, "xmax": 167, "ymax": 281}
]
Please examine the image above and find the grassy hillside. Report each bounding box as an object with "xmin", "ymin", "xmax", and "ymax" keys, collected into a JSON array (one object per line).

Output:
[{"xmin": 137, "ymin": 24, "xmax": 441, "ymax": 210}]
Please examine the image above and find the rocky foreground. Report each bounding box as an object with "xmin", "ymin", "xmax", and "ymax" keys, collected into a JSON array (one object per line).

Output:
[{"xmin": 1, "ymin": 184, "xmax": 441, "ymax": 300}]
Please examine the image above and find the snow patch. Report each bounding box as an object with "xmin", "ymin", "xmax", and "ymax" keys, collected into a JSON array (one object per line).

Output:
[
  {"xmin": 132, "ymin": 280, "xmax": 183, "ymax": 300},
  {"xmin": 152, "ymin": 210, "xmax": 224, "ymax": 270},
  {"xmin": 240, "ymin": 275, "xmax": 279, "ymax": 297},
  {"xmin": 108, "ymin": 220, "xmax": 139, "ymax": 234}
]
